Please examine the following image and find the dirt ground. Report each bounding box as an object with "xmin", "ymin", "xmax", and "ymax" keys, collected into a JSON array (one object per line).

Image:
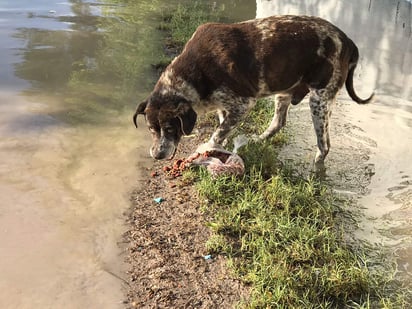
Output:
[{"xmin": 124, "ymin": 129, "xmax": 249, "ymax": 308}]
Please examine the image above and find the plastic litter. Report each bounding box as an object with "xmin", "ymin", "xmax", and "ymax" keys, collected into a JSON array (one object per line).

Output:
[{"xmin": 153, "ymin": 197, "xmax": 164, "ymax": 204}]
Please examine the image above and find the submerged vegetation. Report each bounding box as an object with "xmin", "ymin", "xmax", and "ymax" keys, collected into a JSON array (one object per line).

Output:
[
  {"xmin": 162, "ymin": 1, "xmax": 224, "ymax": 45},
  {"xmin": 163, "ymin": 2, "xmax": 411, "ymax": 308}
]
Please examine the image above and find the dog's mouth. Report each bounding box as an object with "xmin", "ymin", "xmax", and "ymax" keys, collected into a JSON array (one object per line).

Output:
[
  {"xmin": 169, "ymin": 146, "xmax": 177, "ymax": 160},
  {"xmin": 166, "ymin": 146, "xmax": 178, "ymax": 160}
]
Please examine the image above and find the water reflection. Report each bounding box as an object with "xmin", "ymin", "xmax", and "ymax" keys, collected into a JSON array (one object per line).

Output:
[
  {"xmin": 256, "ymin": 0, "xmax": 412, "ymax": 281},
  {"xmin": 11, "ymin": 0, "xmax": 166, "ymax": 125}
]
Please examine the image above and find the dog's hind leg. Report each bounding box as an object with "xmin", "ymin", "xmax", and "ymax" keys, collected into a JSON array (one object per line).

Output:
[
  {"xmin": 309, "ymin": 89, "xmax": 336, "ymax": 167},
  {"xmin": 259, "ymin": 94, "xmax": 291, "ymax": 140}
]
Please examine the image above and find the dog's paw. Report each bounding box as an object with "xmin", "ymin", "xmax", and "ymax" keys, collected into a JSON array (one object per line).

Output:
[
  {"xmin": 312, "ymin": 160, "xmax": 327, "ymax": 179},
  {"xmin": 232, "ymin": 134, "xmax": 249, "ymax": 153}
]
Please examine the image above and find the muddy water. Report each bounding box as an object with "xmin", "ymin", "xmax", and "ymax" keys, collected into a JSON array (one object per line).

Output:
[
  {"xmin": 0, "ymin": 1, "xmax": 162, "ymax": 308},
  {"xmin": 257, "ymin": 0, "xmax": 412, "ymax": 281}
]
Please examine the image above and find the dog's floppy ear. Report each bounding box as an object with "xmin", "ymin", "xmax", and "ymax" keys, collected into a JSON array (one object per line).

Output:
[
  {"xmin": 133, "ymin": 100, "xmax": 148, "ymax": 128},
  {"xmin": 176, "ymin": 102, "xmax": 197, "ymax": 136}
]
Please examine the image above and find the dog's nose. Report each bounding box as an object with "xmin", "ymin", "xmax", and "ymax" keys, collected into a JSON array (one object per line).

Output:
[
  {"xmin": 150, "ymin": 146, "xmax": 168, "ymax": 160},
  {"xmin": 153, "ymin": 152, "xmax": 167, "ymax": 160}
]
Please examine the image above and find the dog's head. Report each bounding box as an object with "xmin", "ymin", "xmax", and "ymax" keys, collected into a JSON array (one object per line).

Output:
[{"xmin": 133, "ymin": 94, "xmax": 197, "ymax": 160}]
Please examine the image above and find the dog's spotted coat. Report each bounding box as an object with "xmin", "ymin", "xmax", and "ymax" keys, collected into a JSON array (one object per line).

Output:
[{"xmin": 134, "ymin": 15, "xmax": 373, "ymax": 166}]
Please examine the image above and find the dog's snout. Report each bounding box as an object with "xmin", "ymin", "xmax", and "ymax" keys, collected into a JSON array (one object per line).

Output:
[
  {"xmin": 152, "ymin": 150, "xmax": 167, "ymax": 160},
  {"xmin": 150, "ymin": 142, "xmax": 176, "ymax": 160},
  {"xmin": 150, "ymin": 146, "xmax": 164, "ymax": 160}
]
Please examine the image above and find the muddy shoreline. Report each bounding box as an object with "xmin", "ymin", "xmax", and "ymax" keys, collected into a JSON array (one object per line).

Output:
[
  {"xmin": 124, "ymin": 127, "xmax": 250, "ymax": 308},
  {"xmin": 123, "ymin": 101, "xmax": 374, "ymax": 308},
  {"xmin": 123, "ymin": 100, "xmax": 409, "ymax": 308}
]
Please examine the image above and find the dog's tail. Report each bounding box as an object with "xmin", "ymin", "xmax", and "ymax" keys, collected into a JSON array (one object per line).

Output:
[{"xmin": 345, "ymin": 48, "xmax": 374, "ymax": 104}]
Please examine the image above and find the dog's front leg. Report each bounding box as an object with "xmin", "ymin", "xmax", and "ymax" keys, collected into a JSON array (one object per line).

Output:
[
  {"xmin": 209, "ymin": 111, "xmax": 238, "ymax": 146},
  {"xmin": 209, "ymin": 97, "xmax": 255, "ymax": 146}
]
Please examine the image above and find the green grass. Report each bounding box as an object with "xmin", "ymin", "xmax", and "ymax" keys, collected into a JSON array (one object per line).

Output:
[
  {"xmin": 193, "ymin": 101, "xmax": 409, "ymax": 308},
  {"xmin": 162, "ymin": 3, "xmax": 411, "ymax": 308},
  {"xmin": 197, "ymin": 170, "xmax": 407, "ymax": 308}
]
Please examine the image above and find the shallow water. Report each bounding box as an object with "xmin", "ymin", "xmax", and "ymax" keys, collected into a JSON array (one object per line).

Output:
[
  {"xmin": 257, "ymin": 0, "xmax": 412, "ymax": 281},
  {"xmin": 0, "ymin": 1, "xmax": 162, "ymax": 308}
]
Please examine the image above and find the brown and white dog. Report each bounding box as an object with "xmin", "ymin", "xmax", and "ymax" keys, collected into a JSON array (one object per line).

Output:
[{"xmin": 133, "ymin": 15, "xmax": 373, "ymax": 166}]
